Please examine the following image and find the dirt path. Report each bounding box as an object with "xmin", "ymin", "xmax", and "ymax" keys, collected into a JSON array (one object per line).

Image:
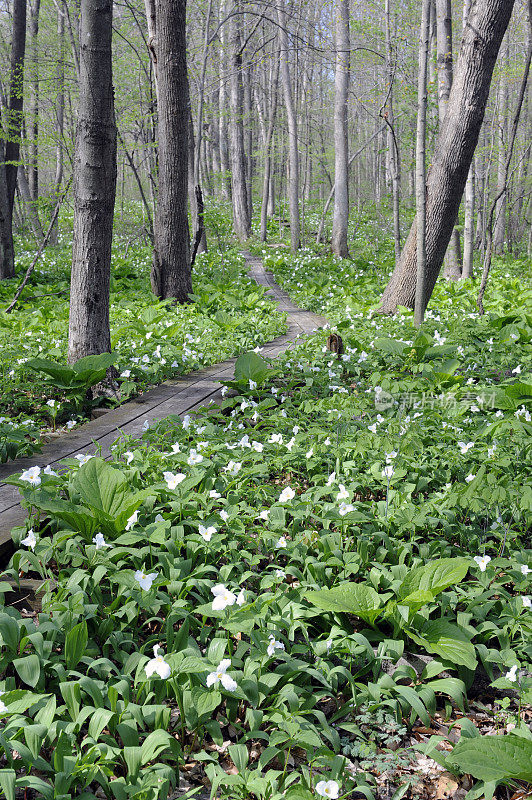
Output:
[{"xmin": 0, "ymin": 252, "xmax": 326, "ymax": 555}]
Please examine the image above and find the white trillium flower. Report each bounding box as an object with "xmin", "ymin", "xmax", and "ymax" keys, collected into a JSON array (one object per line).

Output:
[
  {"xmin": 259, "ymin": 509, "xmax": 270, "ymax": 521},
  {"xmin": 21, "ymin": 529, "xmax": 37, "ymax": 550},
  {"xmin": 269, "ymin": 433, "xmax": 283, "ymax": 445},
  {"xmin": 338, "ymin": 502, "xmax": 354, "ymax": 516},
  {"xmin": 120, "ymin": 369, "xmax": 131, "ymax": 378},
  {"xmin": 522, "ymin": 596, "xmax": 531, "ymax": 608},
  {"xmin": 124, "ymin": 451, "xmax": 134, "ymax": 464},
  {"xmin": 211, "ymin": 584, "xmax": 237, "ymax": 610},
  {"xmin": 236, "ymin": 589, "xmax": 245, "ymax": 606},
  {"xmin": 458, "ymin": 441, "xmax": 474, "ymax": 454},
  {"xmin": 225, "ymin": 460, "xmax": 241, "ymax": 476},
  {"xmin": 182, "ymin": 415, "xmax": 192, "ymax": 430},
  {"xmin": 275, "ymin": 569, "xmax": 286, "ymax": 578},
  {"xmin": 473, "ymin": 555, "xmax": 491, "ymax": 572},
  {"xmin": 249, "ymin": 379, "xmax": 257, "ymax": 390},
  {"xmin": 66, "ymin": 420, "xmax": 77, "ymax": 429},
  {"xmin": 336, "ymin": 484, "xmax": 349, "ymax": 501},
  {"xmin": 134, "ymin": 570, "xmax": 158, "ymax": 590},
  {"xmin": 382, "ymin": 465, "xmax": 395, "ymax": 479},
  {"xmin": 315, "ymin": 780, "xmax": 340, "ymax": 799},
  {"xmin": 43, "ymin": 465, "xmax": 58, "ymax": 476},
  {"xmin": 385, "ymin": 450, "xmax": 397, "ymax": 463},
  {"xmin": 92, "ymin": 533, "xmax": 110, "ymax": 549},
  {"xmin": 220, "ymin": 510, "xmax": 229, "ymax": 522},
  {"xmin": 465, "ymin": 474, "xmax": 475, "ymax": 483},
  {"xmin": 145, "ymin": 645, "xmax": 171, "ymax": 679},
  {"xmin": 276, "ymin": 536, "xmax": 287, "ymax": 548},
  {"xmin": 520, "ymin": 564, "xmax": 531, "ymax": 576},
  {"xmin": 278, "ymin": 487, "xmax": 295, "ymax": 503},
  {"xmin": 306, "ymin": 448, "xmax": 314, "ymax": 459},
  {"xmin": 512, "ymin": 365, "xmax": 521, "ymax": 374},
  {"xmin": 163, "ymin": 471, "xmax": 186, "ymax": 490},
  {"xmin": 20, "ymin": 466, "xmax": 41, "ymax": 486},
  {"xmin": 252, "ymin": 441, "xmax": 263, "ymax": 452},
  {"xmin": 0, "ymin": 691, "xmax": 7, "ymax": 714},
  {"xmin": 171, "ymin": 443, "xmax": 181, "ymax": 454},
  {"xmin": 187, "ymin": 449, "xmax": 203, "ymax": 466},
  {"xmin": 75, "ymin": 454, "xmax": 93, "ymax": 465},
  {"xmin": 199, "ymin": 524, "xmax": 217, "ymax": 542},
  {"xmin": 326, "ymin": 472, "xmax": 336, "ymax": 486},
  {"xmin": 210, "ymin": 490, "xmax": 221, "ymax": 499},
  {"xmin": 267, "ymin": 634, "xmax": 285, "ymax": 657},
  {"xmin": 206, "ymin": 659, "xmax": 237, "ymax": 691},
  {"xmin": 505, "ymin": 664, "xmax": 519, "ymax": 682},
  {"xmin": 125, "ymin": 510, "xmax": 139, "ymax": 531}
]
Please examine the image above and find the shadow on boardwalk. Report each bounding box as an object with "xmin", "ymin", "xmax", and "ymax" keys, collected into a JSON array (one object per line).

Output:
[{"xmin": 0, "ymin": 252, "xmax": 326, "ymax": 553}]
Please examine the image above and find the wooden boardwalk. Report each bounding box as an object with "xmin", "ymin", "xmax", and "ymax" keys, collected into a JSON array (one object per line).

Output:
[{"xmin": 0, "ymin": 253, "xmax": 326, "ymax": 555}]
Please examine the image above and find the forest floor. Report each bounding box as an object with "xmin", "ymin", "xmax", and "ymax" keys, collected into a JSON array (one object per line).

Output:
[{"xmin": 0, "ymin": 216, "xmax": 531, "ymax": 799}]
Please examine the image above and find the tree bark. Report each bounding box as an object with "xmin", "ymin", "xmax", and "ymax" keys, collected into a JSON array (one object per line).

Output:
[
  {"xmin": 414, "ymin": 0, "xmax": 431, "ymax": 326},
  {"xmin": 384, "ymin": 0, "xmax": 401, "ymax": 264},
  {"xmin": 49, "ymin": 2, "xmax": 65, "ymax": 246},
  {"xmin": 260, "ymin": 52, "xmax": 280, "ymax": 242},
  {"xmin": 277, "ymin": 0, "xmax": 300, "ymax": 252},
  {"xmin": 378, "ymin": 0, "xmax": 517, "ymax": 314},
  {"xmin": 493, "ymin": 36, "xmax": 509, "ymax": 253},
  {"xmin": 229, "ymin": 1, "xmax": 251, "ymax": 241},
  {"xmin": 331, "ymin": 0, "xmax": 350, "ymax": 258},
  {"xmin": 28, "ymin": 0, "xmax": 40, "ymax": 204},
  {"xmin": 145, "ymin": 0, "xmax": 191, "ymax": 300},
  {"xmin": 68, "ymin": 0, "xmax": 116, "ymax": 362},
  {"xmin": 436, "ymin": 0, "xmax": 462, "ymax": 279}
]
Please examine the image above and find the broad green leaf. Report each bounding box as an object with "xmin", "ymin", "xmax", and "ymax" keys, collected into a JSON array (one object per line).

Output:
[
  {"xmin": 65, "ymin": 622, "xmax": 88, "ymax": 669},
  {"xmin": 0, "ymin": 770, "xmax": 15, "ymax": 800},
  {"xmin": 447, "ymin": 735, "xmax": 532, "ymax": 781},
  {"xmin": 13, "ymin": 654, "xmax": 41, "ymax": 688},
  {"xmin": 140, "ymin": 729, "xmax": 177, "ymax": 764},
  {"xmin": 305, "ymin": 583, "xmax": 382, "ymax": 625},
  {"xmin": 397, "ymin": 558, "xmax": 470, "ymax": 603},
  {"xmin": 234, "ymin": 351, "xmax": 270, "ymax": 384},
  {"xmin": 407, "ymin": 619, "xmax": 477, "ymax": 670},
  {"xmin": 88, "ymin": 708, "xmax": 115, "ymax": 740},
  {"xmin": 0, "ymin": 614, "xmax": 19, "ymax": 651}
]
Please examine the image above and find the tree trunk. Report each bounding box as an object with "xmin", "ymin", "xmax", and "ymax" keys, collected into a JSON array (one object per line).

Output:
[
  {"xmin": 414, "ymin": 0, "xmax": 431, "ymax": 326},
  {"xmin": 384, "ymin": 0, "xmax": 401, "ymax": 264},
  {"xmin": 17, "ymin": 166, "xmax": 43, "ymax": 240},
  {"xmin": 68, "ymin": 0, "xmax": 116, "ymax": 362},
  {"xmin": 378, "ymin": 0, "xmax": 517, "ymax": 315},
  {"xmin": 229, "ymin": 1, "xmax": 251, "ymax": 241},
  {"xmin": 147, "ymin": 0, "xmax": 191, "ymax": 299},
  {"xmin": 260, "ymin": 53, "xmax": 280, "ymax": 242},
  {"xmin": 493, "ymin": 36, "xmax": 509, "ymax": 253},
  {"xmin": 331, "ymin": 0, "xmax": 350, "ymax": 258},
  {"xmin": 436, "ymin": 0, "xmax": 462, "ymax": 279},
  {"xmin": 28, "ymin": 0, "xmax": 40, "ymax": 204},
  {"xmin": 50, "ymin": 3, "xmax": 65, "ymax": 246},
  {"xmin": 277, "ymin": 0, "xmax": 300, "ymax": 252},
  {"xmin": 462, "ymin": 160, "xmax": 475, "ymax": 277},
  {"xmin": 0, "ymin": 0, "xmax": 26, "ymax": 278}
]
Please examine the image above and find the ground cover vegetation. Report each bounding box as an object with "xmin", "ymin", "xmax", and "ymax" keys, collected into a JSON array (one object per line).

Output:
[
  {"xmin": 1, "ymin": 0, "xmax": 532, "ymax": 796},
  {"xmin": 0, "ymin": 210, "xmax": 530, "ymax": 798},
  {"xmin": 0, "ymin": 223, "xmax": 286, "ymax": 462}
]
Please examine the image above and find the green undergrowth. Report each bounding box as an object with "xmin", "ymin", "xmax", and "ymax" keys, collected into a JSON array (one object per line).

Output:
[
  {"xmin": 1, "ymin": 259, "xmax": 531, "ymax": 798},
  {"xmin": 0, "ymin": 236, "xmax": 286, "ymax": 462}
]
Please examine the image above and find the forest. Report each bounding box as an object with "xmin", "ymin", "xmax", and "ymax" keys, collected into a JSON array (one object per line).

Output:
[{"xmin": 0, "ymin": 0, "xmax": 531, "ymax": 798}]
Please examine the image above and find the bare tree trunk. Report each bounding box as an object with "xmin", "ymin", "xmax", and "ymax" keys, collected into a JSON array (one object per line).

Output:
[
  {"xmin": 146, "ymin": 0, "xmax": 191, "ymax": 299},
  {"xmin": 493, "ymin": 36, "xmax": 509, "ymax": 253},
  {"xmin": 50, "ymin": 3, "xmax": 65, "ymax": 246},
  {"xmin": 379, "ymin": 0, "xmax": 516, "ymax": 315},
  {"xmin": 414, "ymin": 0, "xmax": 431, "ymax": 325},
  {"xmin": 260, "ymin": 53, "xmax": 280, "ymax": 242},
  {"xmin": 277, "ymin": 0, "xmax": 300, "ymax": 252},
  {"xmin": 436, "ymin": 0, "xmax": 462, "ymax": 279},
  {"xmin": 229, "ymin": 1, "xmax": 251, "ymax": 241},
  {"xmin": 0, "ymin": 0, "xmax": 27, "ymax": 278},
  {"xmin": 28, "ymin": 0, "xmax": 40, "ymax": 204},
  {"xmin": 218, "ymin": 0, "xmax": 231, "ymax": 200},
  {"xmin": 68, "ymin": 0, "xmax": 116, "ymax": 361},
  {"xmin": 461, "ymin": 0, "xmax": 475, "ymax": 278},
  {"xmin": 331, "ymin": 0, "xmax": 350, "ymax": 258},
  {"xmin": 384, "ymin": 0, "xmax": 401, "ymax": 264}
]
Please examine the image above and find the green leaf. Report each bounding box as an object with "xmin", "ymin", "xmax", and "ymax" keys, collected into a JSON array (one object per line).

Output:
[
  {"xmin": 0, "ymin": 614, "xmax": 19, "ymax": 651},
  {"xmin": 234, "ymin": 352, "xmax": 270, "ymax": 384},
  {"xmin": 228, "ymin": 743, "xmax": 249, "ymax": 773},
  {"xmin": 72, "ymin": 458, "xmax": 150, "ymax": 529},
  {"xmin": 305, "ymin": 583, "xmax": 382, "ymax": 625},
  {"xmin": 0, "ymin": 770, "xmax": 15, "ymax": 800},
  {"xmin": 407, "ymin": 619, "xmax": 477, "ymax": 670},
  {"xmin": 23, "ymin": 724, "xmax": 47, "ymax": 759},
  {"xmin": 65, "ymin": 622, "xmax": 88, "ymax": 669},
  {"xmin": 397, "ymin": 558, "xmax": 470, "ymax": 603},
  {"xmin": 447, "ymin": 734, "xmax": 532, "ymax": 781},
  {"xmin": 88, "ymin": 708, "xmax": 115, "ymax": 740},
  {"xmin": 124, "ymin": 746, "xmax": 142, "ymax": 780},
  {"xmin": 13, "ymin": 654, "xmax": 41, "ymax": 688},
  {"xmin": 140, "ymin": 729, "xmax": 177, "ymax": 764}
]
